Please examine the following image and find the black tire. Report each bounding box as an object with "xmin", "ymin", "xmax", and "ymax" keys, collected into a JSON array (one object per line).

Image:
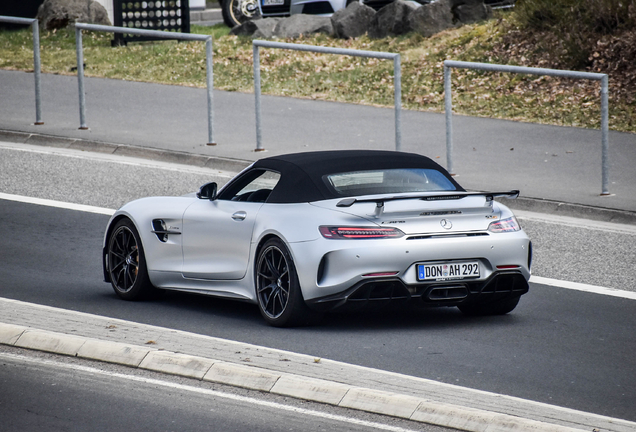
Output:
[
  {"xmin": 458, "ymin": 296, "xmax": 520, "ymax": 316},
  {"xmin": 107, "ymin": 219, "xmax": 154, "ymax": 300},
  {"xmin": 255, "ymin": 238, "xmax": 321, "ymax": 327},
  {"xmin": 222, "ymin": 0, "xmax": 261, "ymax": 28}
]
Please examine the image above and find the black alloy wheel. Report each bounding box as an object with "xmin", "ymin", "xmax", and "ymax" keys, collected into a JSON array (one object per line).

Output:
[
  {"xmin": 255, "ymin": 238, "xmax": 320, "ymax": 327},
  {"xmin": 107, "ymin": 219, "xmax": 153, "ymax": 300}
]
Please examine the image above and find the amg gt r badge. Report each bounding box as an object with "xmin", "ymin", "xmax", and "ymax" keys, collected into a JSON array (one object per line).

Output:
[{"xmin": 440, "ymin": 219, "xmax": 452, "ymax": 230}]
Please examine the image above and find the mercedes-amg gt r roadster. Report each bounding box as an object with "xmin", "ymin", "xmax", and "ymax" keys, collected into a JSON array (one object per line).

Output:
[{"xmin": 103, "ymin": 150, "xmax": 531, "ymax": 326}]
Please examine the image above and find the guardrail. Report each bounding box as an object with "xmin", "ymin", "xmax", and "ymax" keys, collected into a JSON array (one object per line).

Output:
[
  {"xmin": 252, "ymin": 40, "xmax": 402, "ymax": 152},
  {"xmin": 73, "ymin": 23, "xmax": 216, "ymax": 145},
  {"xmin": 444, "ymin": 60, "xmax": 610, "ymax": 196},
  {"xmin": 0, "ymin": 16, "xmax": 43, "ymax": 125}
]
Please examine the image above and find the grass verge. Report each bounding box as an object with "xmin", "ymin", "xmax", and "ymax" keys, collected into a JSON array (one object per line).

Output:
[{"xmin": 1, "ymin": 13, "xmax": 634, "ymax": 133}]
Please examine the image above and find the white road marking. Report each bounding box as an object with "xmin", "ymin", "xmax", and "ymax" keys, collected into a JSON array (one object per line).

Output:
[
  {"xmin": 530, "ymin": 275, "xmax": 636, "ymax": 300},
  {"xmin": 516, "ymin": 209, "xmax": 636, "ymax": 235},
  {"xmin": 0, "ymin": 352, "xmax": 420, "ymax": 432},
  {"xmin": 0, "ymin": 140, "xmax": 238, "ymax": 177},
  {"xmin": 0, "ymin": 192, "xmax": 115, "ymax": 215},
  {"xmin": 2, "ymin": 192, "xmax": 634, "ymax": 300}
]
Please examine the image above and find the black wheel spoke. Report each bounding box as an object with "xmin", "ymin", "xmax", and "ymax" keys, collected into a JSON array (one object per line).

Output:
[
  {"xmin": 125, "ymin": 267, "xmax": 135, "ymax": 289},
  {"xmin": 258, "ymin": 282, "xmax": 277, "ymax": 295},
  {"xmin": 266, "ymin": 290, "xmax": 277, "ymax": 313},
  {"xmin": 110, "ymin": 250, "xmax": 125, "ymax": 261},
  {"xmin": 265, "ymin": 252, "xmax": 279, "ymax": 279},
  {"xmin": 110, "ymin": 259, "xmax": 125, "ymax": 272},
  {"xmin": 257, "ymin": 270, "xmax": 276, "ymax": 281}
]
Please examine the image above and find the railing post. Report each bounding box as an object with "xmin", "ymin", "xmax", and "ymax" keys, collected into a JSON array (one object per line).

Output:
[
  {"xmin": 74, "ymin": 26, "xmax": 88, "ymax": 130},
  {"xmin": 443, "ymin": 60, "xmax": 609, "ymax": 194},
  {"xmin": 72, "ymin": 23, "xmax": 214, "ymax": 142},
  {"xmin": 205, "ymin": 37, "xmax": 215, "ymax": 146},
  {"xmin": 31, "ymin": 20, "xmax": 43, "ymax": 125},
  {"xmin": 0, "ymin": 16, "xmax": 44, "ymax": 124},
  {"xmin": 253, "ymin": 44, "xmax": 264, "ymax": 152},
  {"xmin": 394, "ymin": 54, "xmax": 402, "ymax": 152},
  {"xmin": 444, "ymin": 64, "xmax": 454, "ymax": 175},
  {"xmin": 251, "ymin": 40, "xmax": 400, "ymax": 152},
  {"xmin": 600, "ymin": 75, "xmax": 610, "ymax": 196}
]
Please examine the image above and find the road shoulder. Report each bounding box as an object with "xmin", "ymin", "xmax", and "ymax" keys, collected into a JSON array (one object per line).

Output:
[{"xmin": 1, "ymin": 298, "xmax": 634, "ymax": 432}]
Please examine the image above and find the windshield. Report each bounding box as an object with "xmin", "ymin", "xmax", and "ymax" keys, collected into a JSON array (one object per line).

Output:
[{"xmin": 324, "ymin": 168, "xmax": 457, "ymax": 197}]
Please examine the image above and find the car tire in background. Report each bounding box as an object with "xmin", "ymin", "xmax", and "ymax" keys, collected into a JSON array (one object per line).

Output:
[
  {"xmin": 107, "ymin": 219, "xmax": 155, "ymax": 301},
  {"xmin": 222, "ymin": 0, "xmax": 261, "ymax": 27},
  {"xmin": 255, "ymin": 238, "xmax": 321, "ymax": 327}
]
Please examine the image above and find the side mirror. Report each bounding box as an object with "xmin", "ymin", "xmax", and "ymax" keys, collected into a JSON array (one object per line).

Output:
[{"xmin": 196, "ymin": 182, "xmax": 217, "ymax": 201}]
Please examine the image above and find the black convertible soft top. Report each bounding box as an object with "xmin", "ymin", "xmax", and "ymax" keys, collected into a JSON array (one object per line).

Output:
[{"xmin": 251, "ymin": 150, "xmax": 464, "ymax": 204}]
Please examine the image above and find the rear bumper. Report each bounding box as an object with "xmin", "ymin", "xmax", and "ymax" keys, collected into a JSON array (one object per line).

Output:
[
  {"xmin": 306, "ymin": 270, "xmax": 529, "ymax": 312},
  {"xmin": 290, "ymin": 229, "xmax": 531, "ymax": 302}
]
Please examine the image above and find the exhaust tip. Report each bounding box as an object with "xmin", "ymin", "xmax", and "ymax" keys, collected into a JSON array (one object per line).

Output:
[{"xmin": 427, "ymin": 285, "xmax": 469, "ymax": 301}]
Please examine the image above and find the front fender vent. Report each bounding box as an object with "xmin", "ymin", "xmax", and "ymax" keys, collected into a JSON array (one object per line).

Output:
[{"xmin": 151, "ymin": 219, "xmax": 181, "ymax": 242}]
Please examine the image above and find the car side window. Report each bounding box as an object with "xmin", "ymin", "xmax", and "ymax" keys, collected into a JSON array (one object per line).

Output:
[{"xmin": 217, "ymin": 170, "xmax": 281, "ymax": 203}]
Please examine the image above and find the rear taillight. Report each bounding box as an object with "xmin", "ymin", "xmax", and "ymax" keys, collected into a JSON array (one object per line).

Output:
[
  {"xmin": 319, "ymin": 226, "xmax": 404, "ymax": 239},
  {"xmin": 488, "ymin": 216, "xmax": 521, "ymax": 233}
]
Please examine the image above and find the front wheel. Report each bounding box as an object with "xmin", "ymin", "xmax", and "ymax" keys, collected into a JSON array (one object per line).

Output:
[
  {"xmin": 458, "ymin": 296, "xmax": 520, "ymax": 316},
  {"xmin": 255, "ymin": 238, "xmax": 320, "ymax": 327},
  {"xmin": 222, "ymin": 0, "xmax": 261, "ymax": 28},
  {"xmin": 107, "ymin": 219, "xmax": 154, "ymax": 300}
]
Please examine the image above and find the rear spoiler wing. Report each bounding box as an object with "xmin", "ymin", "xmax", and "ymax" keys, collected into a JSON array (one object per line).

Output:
[{"xmin": 336, "ymin": 190, "xmax": 520, "ymax": 208}]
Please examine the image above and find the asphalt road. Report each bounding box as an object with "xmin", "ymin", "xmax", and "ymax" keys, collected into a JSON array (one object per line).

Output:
[
  {"xmin": 0, "ymin": 142, "xmax": 635, "ymax": 422},
  {"xmin": 1, "ymin": 141, "xmax": 635, "ymax": 290},
  {"xmin": 2, "ymin": 69, "xmax": 636, "ymax": 211},
  {"xmin": 0, "ymin": 346, "xmax": 441, "ymax": 432}
]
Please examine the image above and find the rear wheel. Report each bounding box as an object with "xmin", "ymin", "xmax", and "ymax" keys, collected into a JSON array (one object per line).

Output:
[
  {"xmin": 458, "ymin": 296, "xmax": 520, "ymax": 316},
  {"xmin": 222, "ymin": 0, "xmax": 261, "ymax": 28},
  {"xmin": 255, "ymin": 238, "xmax": 320, "ymax": 327},
  {"xmin": 107, "ymin": 219, "xmax": 154, "ymax": 300}
]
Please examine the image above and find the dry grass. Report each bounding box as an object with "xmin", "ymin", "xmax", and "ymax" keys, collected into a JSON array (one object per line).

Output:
[{"xmin": 1, "ymin": 11, "xmax": 634, "ymax": 133}]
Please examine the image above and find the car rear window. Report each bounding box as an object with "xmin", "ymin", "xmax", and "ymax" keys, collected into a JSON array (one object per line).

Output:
[{"xmin": 324, "ymin": 168, "xmax": 457, "ymax": 197}]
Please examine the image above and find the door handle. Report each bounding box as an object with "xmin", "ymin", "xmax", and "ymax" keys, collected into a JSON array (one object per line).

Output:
[{"xmin": 232, "ymin": 211, "xmax": 247, "ymax": 221}]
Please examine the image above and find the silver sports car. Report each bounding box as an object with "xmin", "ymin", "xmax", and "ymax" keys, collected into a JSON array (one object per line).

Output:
[{"xmin": 103, "ymin": 150, "xmax": 531, "ymax": 327}]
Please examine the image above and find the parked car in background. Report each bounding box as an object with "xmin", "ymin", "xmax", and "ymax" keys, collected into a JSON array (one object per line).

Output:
[{"xmin": 222, "ymin": 0, "xmax": 515, "ymax": 28}]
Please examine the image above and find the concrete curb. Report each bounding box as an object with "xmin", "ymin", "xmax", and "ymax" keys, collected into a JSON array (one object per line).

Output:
[
  {"xmin": 501, "ymin": 196, "xmax": 636, "ymax": 226},
  {"xmin": 190, "ymin": 7, "xmax": 223, "ymax": 25},
  {"xmin": 0, "ymin": 322, "xmax": 587, "ymax": 432},
  {"xmin": 2, "ymin": 128, "xmax": 635, "ymax": 225},
  {"xmin": 0, "ymin": 129, "xmax": 251, "ymax": 173}
]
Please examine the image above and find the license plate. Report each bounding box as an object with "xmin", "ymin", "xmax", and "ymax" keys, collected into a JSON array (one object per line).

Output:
[
  {"xmin": 263, "ymin": 0, "xmax": 284, "ymax": 5},
  {"xmin": 417, "ymin": 262, "xmax": 480, "ymax": 281}
]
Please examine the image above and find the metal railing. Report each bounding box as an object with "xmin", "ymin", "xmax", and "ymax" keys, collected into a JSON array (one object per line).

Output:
[
  {"xmin": 0, "ymin": 16, "xmax": 43, "ymax": 125},
  {"xmin": 73, "ymin": 23, "xmax": 216, "ymax": 145},
  {"xmin": 253, "ymin": 40, "xmax": 402, "ymax": 152},
  {"xmin": 444, "ymin": 60, "xmax": 610, "ymax": 196}
]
